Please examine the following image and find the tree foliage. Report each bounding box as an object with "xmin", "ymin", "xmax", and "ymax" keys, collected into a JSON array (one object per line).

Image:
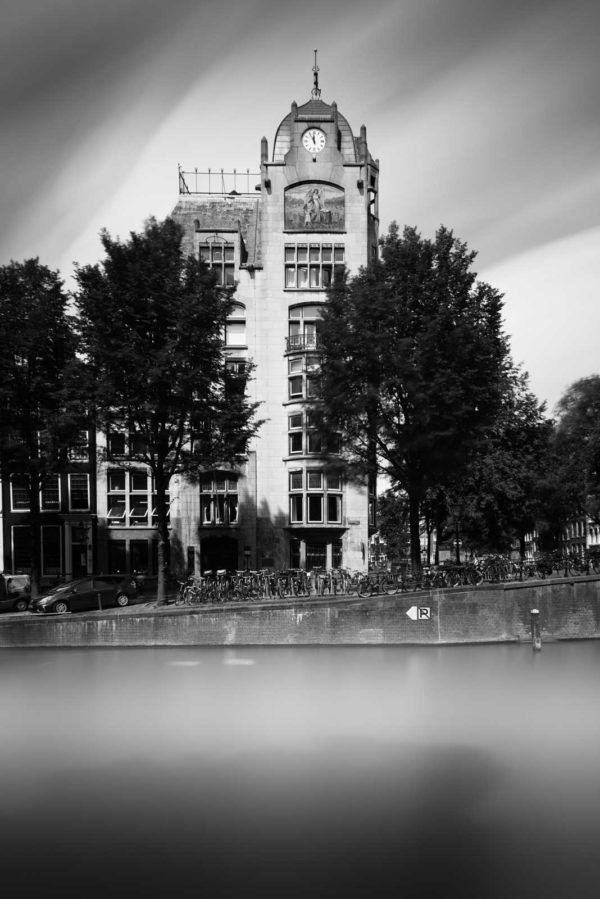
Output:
[
  {"xmin": 552, "ymin": 375, "xmax": 600, "ymax": 523},
  {"xmin": 376, "ymin": 489, "xmax": 410, "ymax": 566},
  {"xmin": 445, "ymin": 366, "xmax": 552, "ymax": 556},
  {"xmin": 74, "ymin": 217, "xmax": 261, "ymax": 601},
  {"xmin": 0, "ymin": 259, "xmax": 80, "ymax": 594},
  {"xmin": 317, "ymin": 223, "xmax": 509, "ymax": 567}
]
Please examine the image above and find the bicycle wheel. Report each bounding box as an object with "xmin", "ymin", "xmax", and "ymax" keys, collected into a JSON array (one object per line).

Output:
[
  {"xmin": 357, "ymin": 578, "xmax": 371, "ymax": 597},
  {"xmin": 346, "ymin": 576, "xmax": 360, "ymax": 595},
  {"xmin": 466, "ymin": 567, "xmax": 483, "ymax": 587},
  {"xmin": 384, "ymin": 575, "xmax": 399, "ymax": 595}
]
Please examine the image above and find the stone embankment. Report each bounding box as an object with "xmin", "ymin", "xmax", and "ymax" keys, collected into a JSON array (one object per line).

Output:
[{"xmin": 2, "ymin": 575, "xmax": 600, "ymax": 647}]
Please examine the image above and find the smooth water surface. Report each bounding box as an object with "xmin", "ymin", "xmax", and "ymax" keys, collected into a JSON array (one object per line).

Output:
[{"xmin": 2, "ymin": 643, "xmax": 600, "ymax": 898}]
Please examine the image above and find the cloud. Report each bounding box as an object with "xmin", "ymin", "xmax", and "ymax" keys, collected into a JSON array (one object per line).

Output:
[{"xmin": 480, "ymin": 225, "xmax": 600, "ymax": 410}]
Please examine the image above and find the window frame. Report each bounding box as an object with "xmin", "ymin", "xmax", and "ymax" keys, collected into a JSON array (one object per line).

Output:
[
  {"xmin": 41, "ymin": 475, "xmax": 61, "ymax": 512},
  {"xmin": 68, "ymin": 473, "xmax": 90, "ymax": 512},
  {"xmin": 284, "ymin": 243, "xmax": 345, "ymax": 291},
  {"xmin": 198, "ymin": 471, "xmax": 240, "ymax": 527},
  {"xmin": 10, "ymin": 476, "xmax": 29, "ymax": 512},
  {"xmin": 199, "ymin": 239, "xmax": 236, "ymax": 287}
]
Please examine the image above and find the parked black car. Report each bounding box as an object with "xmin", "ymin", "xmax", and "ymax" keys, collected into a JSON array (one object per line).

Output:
[
  {"xmin": 0, "ymin": 574, "xmax": 31, "ymax": 613},
  {"xmin": 30, "ymin": 575, "xmax": 150, "ymax": 614}
]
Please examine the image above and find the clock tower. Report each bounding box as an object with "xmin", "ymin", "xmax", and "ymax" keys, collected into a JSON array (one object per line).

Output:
[{"xmin": 171, "ymin": 57, "xmax": 380, "ymax": 575}]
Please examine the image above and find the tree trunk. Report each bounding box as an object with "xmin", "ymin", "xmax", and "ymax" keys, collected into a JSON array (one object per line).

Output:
[
  {"xmin": 153, "ymin": 468, "xmax": 171, "ymax": 605},
  {"xmin": 29, "ymin": 469, "xmax": 42, "ymax": 598},
  {"xmin": 454, "ymin": 519, "xmax": 461, "ymax": 565},
  {"xmin": 408, "ymin": 489, "xmax": 422, "ymax": 572}
]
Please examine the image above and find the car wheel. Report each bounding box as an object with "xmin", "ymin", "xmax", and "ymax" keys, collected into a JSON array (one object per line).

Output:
[
  {"xmin": 54, "ymin": 600, "xmax": 69, "ymax": 614},
  {"xmin": 15, "ymin": 597, "xmax": 29, "ymax": 612},
  {"xmin": 116, "ymin": 593, "xmax": 130, "ymax": 607}
]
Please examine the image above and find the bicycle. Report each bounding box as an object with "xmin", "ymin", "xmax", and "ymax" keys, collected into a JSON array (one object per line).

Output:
[{"xmin": 357, "ymin": 571, "xmax": 397, "ymax": 596}]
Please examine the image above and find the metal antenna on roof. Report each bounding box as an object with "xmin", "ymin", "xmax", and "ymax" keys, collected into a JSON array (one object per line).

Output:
[{"xmin": 311, "ymin": 48, "xmax": 321, "ymax": 99}]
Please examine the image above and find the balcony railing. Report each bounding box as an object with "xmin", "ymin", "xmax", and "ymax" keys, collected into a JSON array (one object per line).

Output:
[
  {"xmin": 178, "ymin": 166, "xmax": 261, "ymax": 197},
  {"xmin": 285, "ymin": 335, "xmax": 322, "ymax": 352}
]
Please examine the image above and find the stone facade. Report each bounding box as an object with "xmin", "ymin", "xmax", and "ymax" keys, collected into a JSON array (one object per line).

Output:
[{"xmin": 169, "ymin": 92, "xmax": 380, "ymax": 575}]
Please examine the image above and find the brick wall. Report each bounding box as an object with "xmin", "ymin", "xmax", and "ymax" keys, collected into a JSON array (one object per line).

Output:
[{"xmin": 2, "ymin": 576, "xmax": 600, "ymax": 647}]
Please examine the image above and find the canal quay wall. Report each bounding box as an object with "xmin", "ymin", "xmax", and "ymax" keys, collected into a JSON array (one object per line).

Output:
[{"xmin": 2, "ymin": 575, "xmax": 600, "ymax": 647}]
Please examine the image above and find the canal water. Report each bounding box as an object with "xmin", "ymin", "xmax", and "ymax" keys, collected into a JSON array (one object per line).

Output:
[{"xmin": 2, "ymin": 642, "xmax": 600, "ymax": 898}]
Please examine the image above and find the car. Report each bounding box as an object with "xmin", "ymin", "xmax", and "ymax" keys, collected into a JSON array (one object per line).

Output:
[
  {"xmin": 30, "ymin": 574, "xmax": 151, "ymax": 615},
  {"xmin": 0, "ymin": 574, "xmax": 31, "ymax": 613}
]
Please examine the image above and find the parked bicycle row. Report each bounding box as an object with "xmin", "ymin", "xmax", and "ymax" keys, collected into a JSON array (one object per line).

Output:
[{"xmin": 174, "ymin": 552, "xmax": 600, "ymax": 605}]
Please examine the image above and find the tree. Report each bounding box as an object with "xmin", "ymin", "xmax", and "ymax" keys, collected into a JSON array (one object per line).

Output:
[
  {"xmin": 376, "ymin": 489, "xmax": 410, "ymax": 566},
  {"xmin": 74, "ymin": 217, "xmax": 261, "ymax": 603},
  {"xmin": 0, "ymin": 259, "xmax": 80, "ymax": 595},
  {"xmin": 317, "ymin": 223, "xmax": 509, "ymax": 568},
  {"xmin": 552, "ymin": 375, "xmax": 600, "ymax": 523},
  {"xmin": 445, "ymin": 365, "xmax": 553, "ymax": 557}
]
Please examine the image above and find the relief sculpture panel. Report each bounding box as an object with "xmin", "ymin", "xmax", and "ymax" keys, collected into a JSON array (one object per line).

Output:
[{"xmin": 285, "ymin": 183, "xmax": 345, "ymax": 231}]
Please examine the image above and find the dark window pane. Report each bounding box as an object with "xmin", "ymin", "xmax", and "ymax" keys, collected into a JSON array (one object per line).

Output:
[
  {"xmin": 306, "ymin": 543, "xmax": 326, "ymax": 569},
  {"xmin": 42, "ymin": 526, "xmax": 61, "ymax": 576},
  {"xmin": 327, "ymin": 495, "xmax": 341, "ymax": 523},
  {"xmin": 69, "ymin": 474, "xmax": 89, "ymax": 511},
  {"xmin": 290, "ymin": 494, "xmax": 303, "ymax": 523},
  {"xmin": 108, "ymin": 540, "xmax": 127, "ymax": 574},
  {"xmin": 289, "ymin": 471, "xmax": 303, "ymax": 490},
  {"xmin": 307, "ymin": 494, "xmax": 323, "ymax": 522},
  {"xmin": 12, "ymin": 526, "xmax": 32, "ymax": 573},
  {"xmin": 290, "ymin": 539, "xmax": 301, "ymax": 569},
  {"xmin": 289, "ymin": 433, "xmax": 303, "ymax": 454},
  {"xmin": 332, "ymin": 540, "xmax": 343, "ymax": 569}
]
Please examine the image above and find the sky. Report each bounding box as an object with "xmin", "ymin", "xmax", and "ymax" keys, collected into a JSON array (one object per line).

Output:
[{"xmin": 1, "ymin": 0, "xmax": 599, "ymax": 413}]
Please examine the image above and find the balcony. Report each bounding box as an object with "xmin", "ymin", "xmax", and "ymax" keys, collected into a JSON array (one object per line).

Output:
[{"xmin": 285, "ymin": 335, "xmax": 322, "ymax": 352}]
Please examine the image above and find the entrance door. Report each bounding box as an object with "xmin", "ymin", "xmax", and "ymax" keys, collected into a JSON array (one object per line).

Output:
[
  {"xmin": 201, "ymin": 536, "xmax": 238, "ymax": 572},
  {"xmin": 72, "ymin": 538, "xmax": 88, "ymax": 577}
]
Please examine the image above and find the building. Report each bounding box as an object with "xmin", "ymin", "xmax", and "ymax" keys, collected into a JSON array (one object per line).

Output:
[
  {"xmin": 162, "ymin": 66, "xmax": 379, "ymax": 575},
  {"xmin": 1, "ymin": 66, "xmax": 380, "ymax": 582},
  {"xmin": 0, "ymin": 430, "xmax": 97, "ymax": 582}
]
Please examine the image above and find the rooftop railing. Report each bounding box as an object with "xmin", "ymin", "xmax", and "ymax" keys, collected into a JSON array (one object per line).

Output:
[{"xmin": 178, "ymin": 166, "xmax": 261, "ymax": 197}]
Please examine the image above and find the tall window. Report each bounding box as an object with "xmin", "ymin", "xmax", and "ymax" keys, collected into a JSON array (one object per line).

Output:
[
  {"xmin": 10, "ymin": 476, "xmax": 29, "ymax": 511},
  {"xmin": 287, "ymin": 407, "xmax": 339, "ymax": 458},
  {"xmin": 199, "ymin": 241, "xmax": 235, "ymax": 286},
  {"xmin": 41, "ymin": 476, "xmax": 60, "ymax": 511},
  {"xmin": 199, "ymin": 473, "xmax": 239, "ymax": 526},
  {"xmin": 285, "ymin": 244, "xmax": 344, "ymax": 289},
  {"xmin": 69, "ymin": 474, "xmax": 89, "ymax": 511},
  {"xmin": 225, "ymin": 303, "xmax": 246, "ymax": 346},
  {"xmin": 67, "ymin": 430, "xmax": 90, "ymax": 462},
  {"xmin": 287, "ymin": 305, "xmax": 323, "ymax": 352},
  {"xmin": 106, "ymin": 469, "xmax": 169, "ymax": 528},
  {"xmin": 41, "ymin": 526, "xmax": 62, "ymax": 577},
  {"xmin": 288, "ymin": 412, "xmax": 303, "ymax": 454},
  {"xmin": 12, "ymin": 526, "xmax": 31, "ymax": 572},
  {"xmin": 288, "ymin": 468, "xmax": 342, "ymax": 526},
  {"xmin": 289, "ymin": 470, "xmax": 303, "ymax": 522}
]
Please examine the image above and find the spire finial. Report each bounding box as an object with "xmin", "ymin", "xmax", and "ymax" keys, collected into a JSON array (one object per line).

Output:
[{"xmin": 311, "ymin": 48, "xmax": 321, "ymax": 99}]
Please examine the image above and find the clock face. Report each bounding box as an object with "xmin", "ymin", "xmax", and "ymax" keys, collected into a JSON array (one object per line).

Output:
[{"xmin": 302, "ymin": 128, "xmax": 326, "ymax": 154}]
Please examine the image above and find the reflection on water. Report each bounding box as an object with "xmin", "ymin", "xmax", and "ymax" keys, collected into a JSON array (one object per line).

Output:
[{"xmin": 2, "ymin": 644, "xmax": 600, "ymax": 898}]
